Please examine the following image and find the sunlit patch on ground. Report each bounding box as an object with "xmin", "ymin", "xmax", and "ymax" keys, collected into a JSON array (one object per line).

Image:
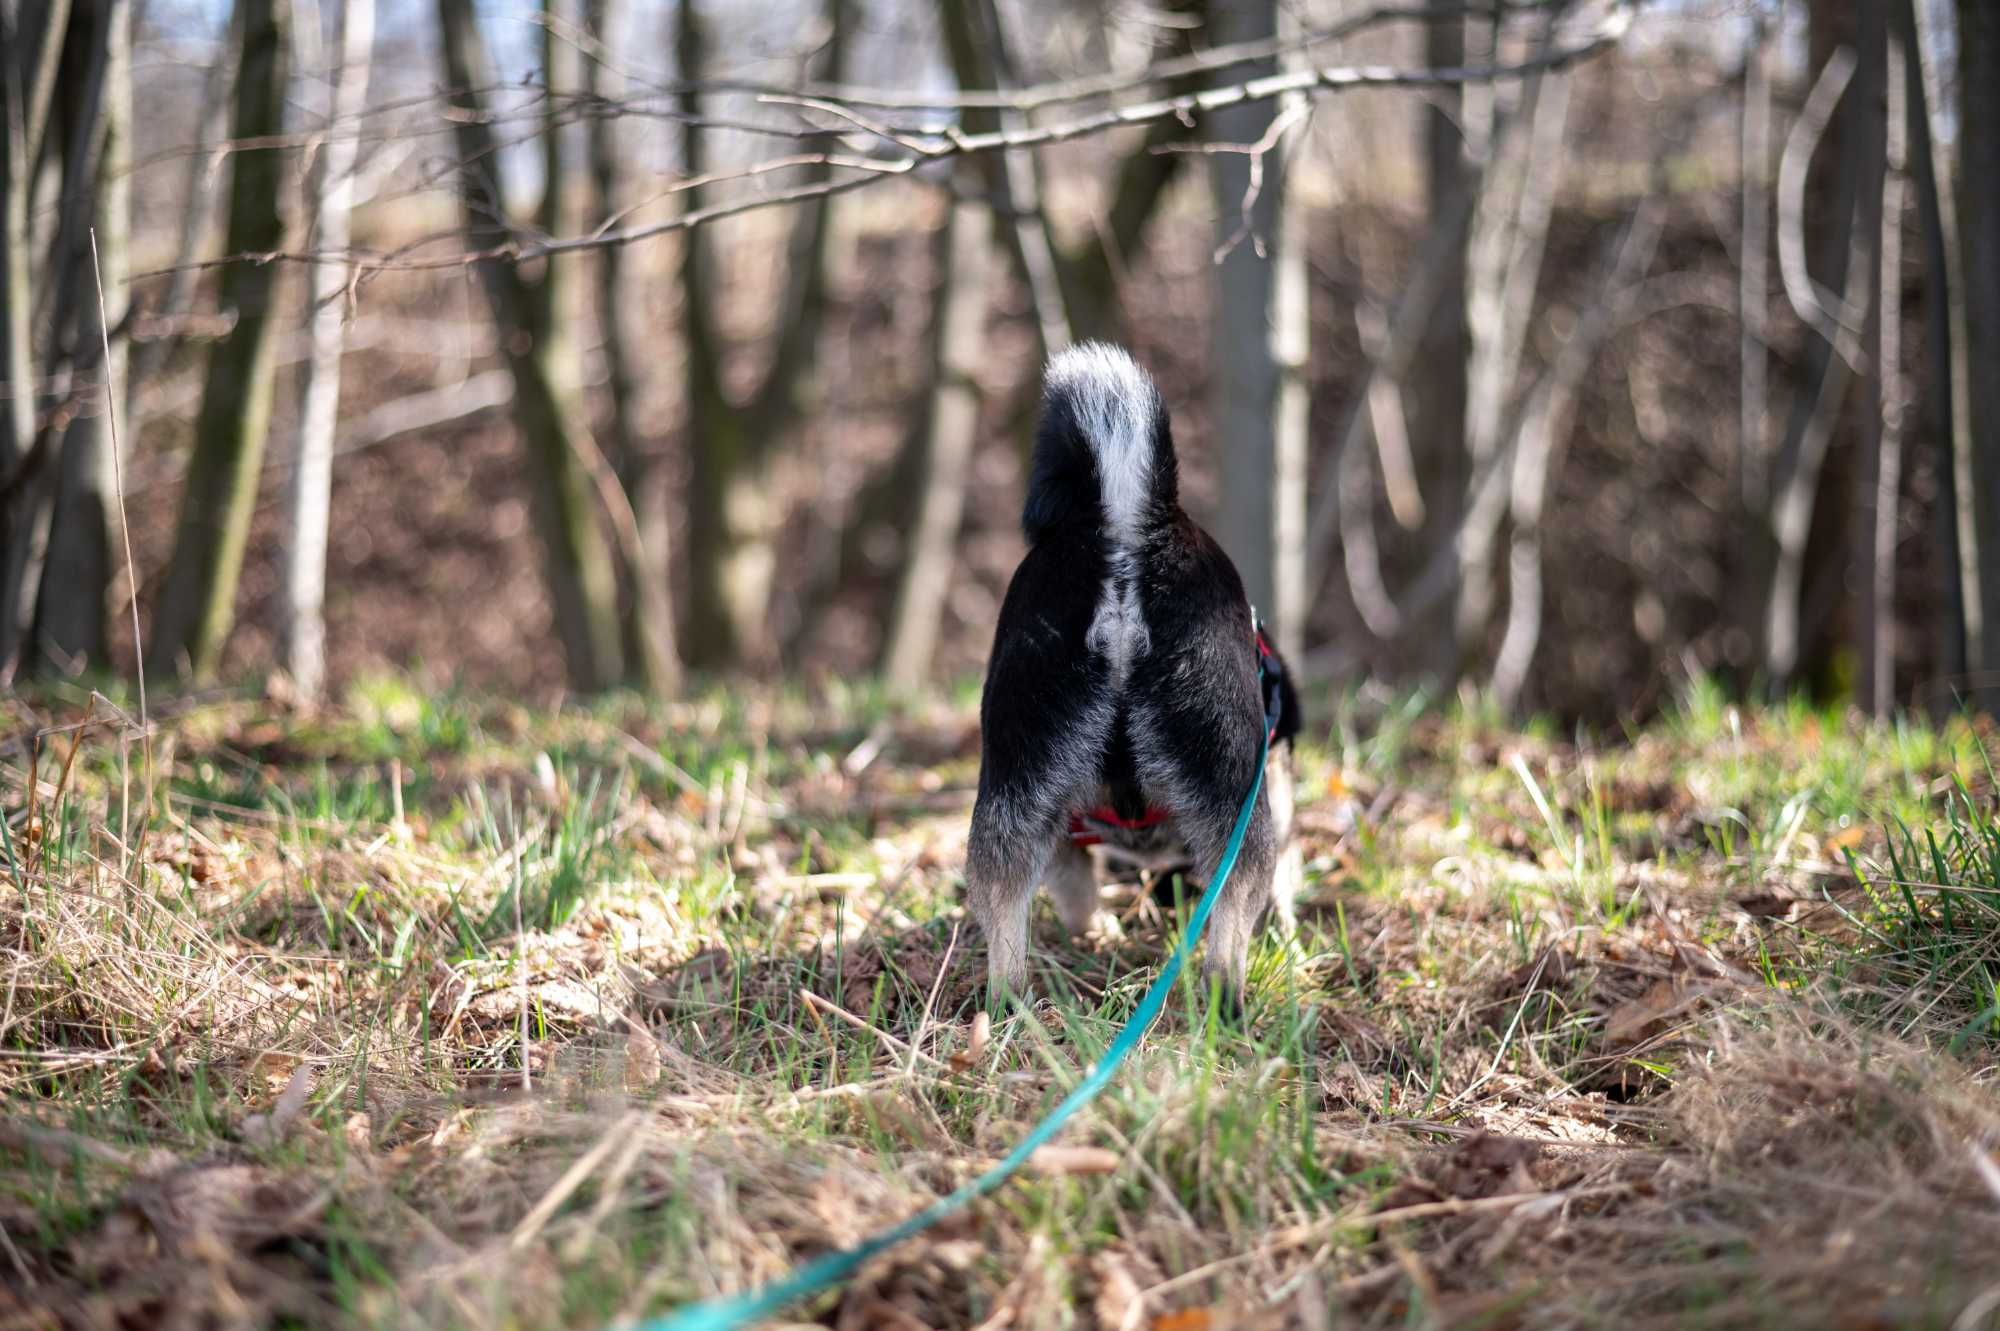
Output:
[{"xmin": 4, "ymin": 678, "xmax": 1999, "ymax": 1329}]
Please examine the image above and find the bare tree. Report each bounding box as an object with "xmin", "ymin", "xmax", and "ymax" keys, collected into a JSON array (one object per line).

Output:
[
  {"xmin": 149, "ymin": 0, "xmax": 293, "ymax": 681},
  {"xmin": 434, "ymin": 0, "xmax": 624, "ymax": 690},
  {"xmin": 124, "ymin": 36, "xmax": 233, "ymax": 443},
  {"xmin": 1863, "ymin": 28, "xmax": 1910, "ymax": 718},
  {"xmin": 1898, "ymin": 0, "xmax": 1967, "ymax": 704},
  {"xmin": 1957, "ymin": 0, "xmax": 2000, "ymax": 713},
  {"xmin": 1491, "ymin": 202, "xmax": 1664, "ymax": 712},
  {"xmin": 0, "ymin": 0, "xmax": 73, "ymax": 677},
  {"xmin": 28, "ymin": 0, "xmax": 130, "ymax": 675},
  {"xmin": 1453, "ymin": 6, "xmax": 1574, "ymax": 676},
  {"xmin": 1761, "ymin": 14, "xmax": 1883, "ymax": 689},
  {"xmin": 1407, "ymin": 0, "xmax": 1472, "ymax": 681},
  {"xmin": 880, "ymin": 180, "xmax": 994, "ymax": 691},
  {"xmin": 1208, "ymin": 0, "xmax": 1308, "ymax": 657},
  {"xmin": 585, "ymin": 0, "xmax": 679, "ymax": 697},
  {"xmin": 1734, "ymin": 14, "xmax": 1771, "ymax": 687},
  {"xmin": 678, "ymin": 0, "xmax": 847, "ymax": 670},
  {"xmin": 281, "ymin": 0, "xmax": 374, "ymax": 702}
]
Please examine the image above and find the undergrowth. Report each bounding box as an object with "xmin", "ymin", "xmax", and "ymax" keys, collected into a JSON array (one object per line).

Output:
[{"xmin": 3, "ymin": 674, "xmax": 1999, "ymax": 1330}]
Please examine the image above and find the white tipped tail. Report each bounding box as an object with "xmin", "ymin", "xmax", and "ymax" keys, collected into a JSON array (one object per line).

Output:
[{"xmin": 1043, "ymin": 342, "xmax": 1158, "ymax": 545}]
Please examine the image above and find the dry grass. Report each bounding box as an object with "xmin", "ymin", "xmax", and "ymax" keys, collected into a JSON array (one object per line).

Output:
[{"xmin": 4, "ymin": 677, "xmax": 2000, "ymax": 1330}]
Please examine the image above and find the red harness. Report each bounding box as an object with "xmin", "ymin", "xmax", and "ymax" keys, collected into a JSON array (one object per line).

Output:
[{"xmin": 1068, "ymin": 621, "xmax": 1281, "ymax": 847}]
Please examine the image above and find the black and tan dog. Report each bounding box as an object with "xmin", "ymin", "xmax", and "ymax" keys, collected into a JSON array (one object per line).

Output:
[{"xmin": 966, "ymin": 343, "xmax": 1302, "ymax": 1006}]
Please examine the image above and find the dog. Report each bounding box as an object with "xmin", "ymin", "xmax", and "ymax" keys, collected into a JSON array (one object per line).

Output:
[{"xmin": 965, "ymin": 343, "xmax": 1302, "ymax": 1008}]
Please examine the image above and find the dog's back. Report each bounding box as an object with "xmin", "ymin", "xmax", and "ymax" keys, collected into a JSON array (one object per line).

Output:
[{"xmin": 967, "ymin": 343, "xmax": 1299, "ymax": 1003}]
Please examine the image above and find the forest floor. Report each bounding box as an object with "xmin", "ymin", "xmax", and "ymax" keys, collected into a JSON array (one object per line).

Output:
[{"xmin": 5, "ymin": 676, "xmax": 2000, "ymax": 1330}]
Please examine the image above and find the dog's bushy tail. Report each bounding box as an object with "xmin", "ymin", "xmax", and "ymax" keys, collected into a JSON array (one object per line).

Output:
[{"xmin": 1023, "ymin": 343, "xmax": 1174, "ymax": 545}]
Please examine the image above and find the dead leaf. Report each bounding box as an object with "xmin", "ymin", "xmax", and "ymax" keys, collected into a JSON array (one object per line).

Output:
[
  {"xmin": 1018, "ymin": 1145, "xmax": 1119, "ymax": 1176},
  {"xmin": 624, "ymin": 1027, "xmax": 662, "ymax": 1090},
  {"xmin": 1152, "ymin": 1310, "xmax": 1215, "ymax": 1331},
  {"xmin": 1605, "ymin": 979, "xmax": 1679, "ymax": 1042},
  {"xmin": 1092, "ymin": 1245, "xmax": 1159, "ymax": 1331},
  {"xmin": 949, "ymin": 1011, "xmax": 990, "ymax": 1073},
  {"xmin": 240, "ymin": 1064, "xmax": 313, "ymax": 1148},
  {"xmin": 1824, "ymin": 824, "xmax": 1867, "ymax": 854}
]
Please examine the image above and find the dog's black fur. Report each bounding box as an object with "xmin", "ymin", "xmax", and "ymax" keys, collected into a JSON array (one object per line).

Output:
[{"xmin": 967, "ymin": 343, "xmax": 1302, "ymax": 1005}]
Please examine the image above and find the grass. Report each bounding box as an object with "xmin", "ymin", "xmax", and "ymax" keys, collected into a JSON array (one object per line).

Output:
[{"xmin": 4, "ymin": 673, "xmax": 2000, "ymax": 1330}]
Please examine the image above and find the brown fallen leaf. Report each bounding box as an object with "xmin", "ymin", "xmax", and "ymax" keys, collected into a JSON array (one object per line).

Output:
[
  {"xmin": 240, "ymin": 1063, "xmax": 313, "ymax": 1148},
  {"xmin": 948, "ymin": 1011, "xmax": 990, "ymax": 1073},
  {"xmin": 1152, "ymin": 1310, "xmax": 1216, "ymax": 1331},
  {"xmin": 1604, "ymin": 978, "xmax": 1705, "ymax": 1043},
  {"xmin": 1092, "ymin": 1245, "xmax": 1159, "ymax": 1331},
  {"xmin": 1024, "ymin": 1145, "xmax": 1120, "ymax": 1176},
  {"xmin": 625, "ymin": 1026, "xmax": 663, "ymax": 1090}
]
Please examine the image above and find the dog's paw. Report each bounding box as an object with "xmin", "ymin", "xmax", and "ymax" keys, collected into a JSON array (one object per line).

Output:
[{"xmin": 1081, "ymin": 909, "xmax": 1124, "ymax": 944}]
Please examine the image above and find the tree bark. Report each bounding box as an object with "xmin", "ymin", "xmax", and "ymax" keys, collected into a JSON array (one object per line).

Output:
[
  {"xmin": 1733, "ymin": 19, "xmax": 1771, "ymax": 683},
  {"xmin": 1957, "ymin": 0, "xmax": 2000, "ymax": 713},
  {"xmin": 149, "ymin": 0, "xmax": 291, "ymax": 681},
  {"xmin": 1453, "ymin": 7, "xmax": 1573, "ymax": 677},
  {"xmin": 124, "ymin": 38, "xmax": 232, "ymax": 439},
  {"xmin": 679, "ymin": 0, "xmax": 846, "ymax": 670},
  {"xmin": 1053, "ymin": 0, "xmax": 1206, "ymax": 347},
  {"xmin": 0, "ymin": 0, "xmax": 75, "ymax": 675},
  {"xmin": 1206, "ymin": 0, "xmax": 1306, "ymax": 655},
  {"xmin": 1762, "ymin": 8, "xmax": 1883, "ymax": 691},
  {"xmin": 1865, "ymin": 28, "xmax": 1909, "ymax": 718},
  {"xmin": 281, "ymin": 0, "xmax": 373, "ymax": 701},
  {"xmin": 1410, "ymin": 2, "xmax": 1471, "ymax": 682},
  {"xmin": 587, "ymin": 0, "xmax": 679, "ymax": 696},
  {"xmin": 880, "ymin": 181, "xmax": 993, "ymax": 691},
  {"xmin": 1899, "ymin": 0, "xmax": 1966, "ymax": 708},
  {"xmin": 435, "ymin": 0, "xmax": 623, "ymax": 690},
  {"xmin": 34, "ymin": 0, "xmax": 129, "ymax": 674}
]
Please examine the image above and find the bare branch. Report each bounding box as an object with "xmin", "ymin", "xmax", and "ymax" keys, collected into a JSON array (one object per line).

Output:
[
  {"xmin": 138, "ymin": 4, "xmax": 1633, "ymax": 281},
  {"xmin": 1777, "ymin": 46, "xmax": 1868, "ymax": 366}
]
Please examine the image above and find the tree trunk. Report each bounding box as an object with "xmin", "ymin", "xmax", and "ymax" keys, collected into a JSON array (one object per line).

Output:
[
  {"xmin": 435, "ymin": 0, "xmax": 622, "ymax": 691},
  {"xmin": 1762, "ymin": 6, "xmax": 1884, "ymax": 691},
  {"xmin": 1453, "ymin": 8, "xmax": 1573, "ymax": 678},
  {"xmin": 1492, "ymin": 203, "xmax": 1663, "ymax": 713},
  {"xmin": 1733, "ymin": 19, "xmax": 1771, "ymax": 684},
  {"xmin": 1865, "ymin": 28, "xmax": 1909, "ymax": 719},
  {"xmin": 679, "ymin": 0, "xmax": 845, "ymax": 671},
  {"xmin": 124, "ymin": 40, "xmax": 232, "ymax": 438},
  {"xmin": 586, "ymin": 0, "xmax": 679, "ymax": 696},
  {"xmin": 1411, "ymin": 2, "xmax": 1472, "ymax": 682},
  {"xmin": 149, "ymin": 0, "xmax": 291, "ymax": 681},
  {"xmin": 880, "ymin": 182, "xmax": 993, "ymax": 690},
  {"xmin": 939, "ymin": 0, "xmax": 1068, "ymax": 359},
  {"xmin": 34, "ymin": 0, "xmax": 129, "ymax": 674},
  {"xmin": 281, "ymin": 0, "xmax": 373, "ymax": 702},
  {"xmin": 1957, "ymin": 0, "xmax": 2000, "ymax": 714},
  {"xmin": 1053, "ymin": 0, "xmax": 1206, "ymax": 346},
  {"xmin": 1206, "ymin": 0, "xmax": 1305, "ymax": 654},
  {"xmin": 1899, "ymin": 0, "xmax": 1966, "ymax": 707},
  {"xmin": 0, "ymin": 0, "xmax": 74, "ymax": 676}
]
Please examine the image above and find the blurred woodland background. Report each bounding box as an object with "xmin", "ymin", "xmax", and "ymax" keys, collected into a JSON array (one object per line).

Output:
[{"xmin": 3, "ymin": 0, "xmax": 1996, "ymax": 725}]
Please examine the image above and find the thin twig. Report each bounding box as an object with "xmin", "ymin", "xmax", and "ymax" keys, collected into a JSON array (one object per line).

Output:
[
  {"xmin": 91, "ymin": 228, "xmax": 150, "ymax": 877},
  {"xmin": 799, "ymin": 988, "xmax": 948, "ymax": 1071},
  {"xmin": 137, "ymin": 7, "xmax": 1632, "ymax": 281}
]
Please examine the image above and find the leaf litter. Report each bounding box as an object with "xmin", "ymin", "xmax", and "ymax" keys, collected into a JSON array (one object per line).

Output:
[{"xmin": 4, "ymin": 688, "xmax": 2000, "ymax": 1328}]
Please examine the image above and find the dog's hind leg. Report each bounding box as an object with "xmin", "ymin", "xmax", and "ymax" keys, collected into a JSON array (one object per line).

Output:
[
  {"xmin": 965, "ymin": 795, "xmax": 1056, "ymax": 999},
  {"xmin": 1264, "ymin": 747, "xmax": 1301, "ymax": 936},
  {"xmin": 1045, "ymin": 833, "xmax": 1101, "ymax": 936},
  {"xmin": 1192, "ymin": 799, "xmax": 1277, "ymax": 1009}
]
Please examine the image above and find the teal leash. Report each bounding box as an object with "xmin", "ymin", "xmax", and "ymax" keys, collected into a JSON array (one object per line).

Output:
[{"xmin": 635, "ymin": 656, "xmax": 1276, "ymax": 1331}]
